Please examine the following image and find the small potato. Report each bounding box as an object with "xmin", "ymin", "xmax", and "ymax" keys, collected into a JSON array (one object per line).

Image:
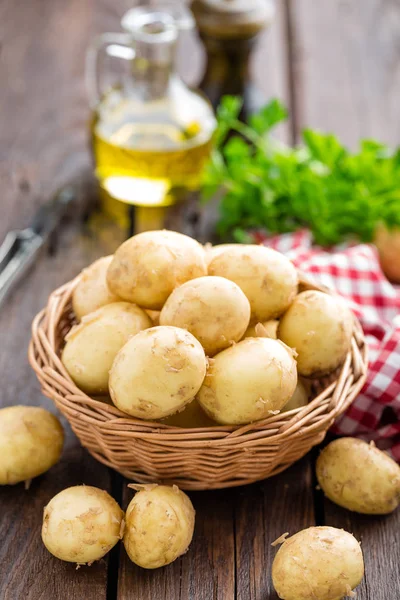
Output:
[
  {"xmin": 272, "ymin": 526, "xmax": 364, "ymax": 600},
  {"xmin": 124, "ymin": 484, "xmax": 195, "ymax": 569},
  {"xmin": 72, "ymin": 256, "xmax": 120, "ymax": 320},
  {"xmin": 160, "ymin": 399, "xmax": 216, "ymax": 428},
  {"xmin": 316, "ymin": 437, "xmax": 400, "ymax": 514},
  {"xmin": 282, "ymin": 379, "xmax": 309, "ymax": 412},
  {"xmin": 160, "ymin": 276, "xmax": 250, "ymax": 356},
  {"xmin": 62, "ymin": 302, "xmax": 152, "ymax": 394},
  {"xmin": 0, "ymin": 406, "xmax": 64, "ymax": 485},
  {"xmin": 42, "ymin": 485, "xmax": 124, "ymax": 564},
  {"xmin": 208, "ymin": 245, "xmax": 298, "ymax": 321},
  {"xmin": 197, "ymin": 338, "xmax": 297, "ymax": 425},
  {"xmin": 278, "ymin": 290, "xmax": 353, "ymax": 377},
  {"xmin": 204, "ymin": 243, "xmax": 238, "ymax": 265},
  {"xmin": 146, "ymin": 309, "xmax": 160, "ymax": 326},
  {"xmin": 109, "ymin": 326, "xmax": 207, "ymax": 419},
  {"xmin": 374, "ymin": 223, "xmax": 400, "ymax": 283},
  {"xmin": 107, "ymin": 230, "xmax": 207, "ymax": 309},
  {"xmin": 243, "ymin": 319, "xmax": 278, "ymax": 340}
]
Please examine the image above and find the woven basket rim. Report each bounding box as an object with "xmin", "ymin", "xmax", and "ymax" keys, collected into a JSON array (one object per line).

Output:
[
  {"xmin": 28, "ymin": 270, "xmax": 368, "ymax": 489},
  {"xmin": 29, "ymin": 272, "xmax": 368, "ymax": 441}
]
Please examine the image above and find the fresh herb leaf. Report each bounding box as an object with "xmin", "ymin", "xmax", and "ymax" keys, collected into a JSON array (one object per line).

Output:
[{"xmin": 201, "ymin": 96, "xmax": 400, "ymax": 245}]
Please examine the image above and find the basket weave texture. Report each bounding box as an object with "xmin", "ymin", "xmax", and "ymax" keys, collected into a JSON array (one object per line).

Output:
[{"xmin": 29, "ymin": 274, "xmax": 368, "ymax": 490}]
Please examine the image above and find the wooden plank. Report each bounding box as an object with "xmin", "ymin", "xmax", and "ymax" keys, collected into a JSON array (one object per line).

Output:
[
  {"xmin": 0, "ymin": 0, "xmax": 133, "ymax": 598},
  {"xmin": 320, "ymin": 487, "xmax": 400, "ymax": 600},
  {"xmin": 252, "ymin": 0, "xmax": 292, "ymax": 144},
  {"xmin": 235, "ymin": 458, "xmax": 315, "ymax": 600},
  {"xmin": 117, "ymin": 486, "xmax": 236, "ymax": 600},
  {"xmin": 290, "ymin": 1, "xmax": 400, "ymax": 598},
  {"xmin": 288, "ymin": 0, "xmax": 400, "ymax": 148}
]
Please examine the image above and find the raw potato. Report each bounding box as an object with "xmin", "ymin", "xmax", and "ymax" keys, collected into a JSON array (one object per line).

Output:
[
  {"xmin": 374, "ymin": 223, "xmax": 400, "ymax": 283},
  {"xmin": 123, "ymin": 484, "xmax": 195, "ymax": 568},
  {"xmin": 272, "ymin": 526, "xmax": 364, "ymax": 600},
  {"xmin": 208, "ymin": 245, "xmax": 298, "ymax": 321},
  {"xmin": 160, "ymin": 276, "xmax": 251, "ymax": 356},
  {"xmin": 160, "ymin": 399, "xmax": 216, "ymax": 428},
  {"xmin": 282, "ymin": 380, "xmax": 309, "ymax": 412},
  {"xmin": 243, "ymin": 319, "xmax": 278, "ymax": 340},
  {"xmin": 0, "ymin": 406, "xmax": 64, "ymax": 485},
  {"xmin": 62, "ymin": 302, "xmax": 152, "ymax": 394},
  {"xmin": 107, "ymin": 230, "xmax": 207, "ymax": 309},
  {"xmin": 278, "ymin": 290, "xmax": 353, "ymax": 377},
  {"xmin": 316, "ymin": 437, "xmax": 400, "ymax": 514},
  {"xmin": 204, "ymin": 243, "xmax": 238, "ymax": 265},
  {"xmin": 146, "ymin": 309, "xmax": 161, "ymax": 326},
  {"xmin": 42, "ymin": 485, "xmax": 124, "ymax": 564},
  {"xmin": 197, "ymin": 337, "xmax": 297, "ymax": 425},
  {"xmin": 109, "ymin": 326, "xmax": 207, "ymax": 419},
  {"xmin": 72, "ymin": 256, "xmax": 120, "ymax": 320}
]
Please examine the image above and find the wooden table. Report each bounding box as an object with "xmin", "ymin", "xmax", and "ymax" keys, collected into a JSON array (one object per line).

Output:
[{"xmin": 1, "ymin": 1, "xmax": 399, "ymax": 598}]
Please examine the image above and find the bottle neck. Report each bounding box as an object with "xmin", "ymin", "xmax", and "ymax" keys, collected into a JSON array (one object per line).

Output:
[
  {"xmin": 128, "ymin": 38, "xmax": 177, "ymax": 101},
  {"xmin": 198, "ymin": 35, "xmax": 256, "ymax": 109}
]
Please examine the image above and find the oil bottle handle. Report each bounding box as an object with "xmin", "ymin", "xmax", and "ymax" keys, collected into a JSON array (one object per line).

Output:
[{"xmin": 86, "ymin": 33, "xmax": 134, "ymax": 109}]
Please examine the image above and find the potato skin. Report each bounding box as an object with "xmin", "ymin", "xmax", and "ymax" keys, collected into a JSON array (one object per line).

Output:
[
  {"xmin": 316, "ymin": 437, "xmax": 400, "ymax": 514},
  {"xmin": 123, "ymin": 485, "xmax": 195, "ymax": 569},
  {"xmin": 243, "ymin": 319, "xmax": 278, "ymax": 340},
  {"xmin": 107, "ymin": 230, "xmax": 207, "ymax": 309},
  {"xmin": 272, "ymin": 526, "xmax": 364, "ymax": 600},
  {"xmin": 278, "ymin": 290, "xmax": 353, "ymax": 377},
  {"xmin": 109, "ymin": 326, "xmax": 207, "ymax": 419},
  {"xmin": 62, "ymin": 302, "xmax": 152, "ymax": 394},
  {"xmin": 374, "ymin": 223, "xmax": 400, "ymax": 283},
  {"xmin": 0, "ymin": 406, "xmax": 64, "ymax": 485},
  {"xmin": 42, "ymin": 485, "xmax": 124, "ymax": 564},
  {"xmin": 208, "ymin": 245, "xmax": 298, "ymax": 321},
  {"xmin": 197, "ymin": 338, "xmax": 297, "ymax": 425},
  {"xmin": 160, "ymin": 399, "xmax": 216, "ymax": 428},
  {"xmin": 282, "ymin": 379, "xmax": 309, "ymax": 412},
  {"xmin": 72, "ymin": 256, "xmax": 120, "ymax": 320},
  {"xmin": 160, "ymin": 276, "xmax": 251, "ymax": 356},
  {"xmin": 205, "ymin": 243, "xmax": 238, "ymax": 265}
]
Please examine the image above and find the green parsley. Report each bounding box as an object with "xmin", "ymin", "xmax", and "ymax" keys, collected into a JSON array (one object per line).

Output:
[{"xmin": 201, "ymin": 97, "xmax": 400, "ymax": 245}]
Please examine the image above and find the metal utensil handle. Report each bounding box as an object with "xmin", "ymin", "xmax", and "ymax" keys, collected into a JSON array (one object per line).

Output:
[
  {"xmin": 85, "ymin": 32, "xmax": 134, "ymax": 109},
  {"xmin": 0, "ymin": 231, "xmax": 43, "ymax": 310}
]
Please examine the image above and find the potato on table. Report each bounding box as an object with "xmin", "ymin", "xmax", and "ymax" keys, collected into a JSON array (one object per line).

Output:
[
  {"xmin": 197, "ymin": 337, "xmax": 297, "ymax": 425},
  {"xmin": 272, "ymin": 526, "xmax": 364, "ymax": 600},
  {"xmin": 61, "ymin": 302, "xmax": 152, "ymax": 394},
  {"xmin": 160, "ymin": 276, "xmax": 250, "ymax": 356},
  {"xmin": 42, "ymin": 485, "xmax": 124, "ymax": 564},
  {"xmin": 123, "ymin": 484, "xmax": 195, "ymax": 569},
  {"xmin": 72, "ymin": 255, "xmax": 120, "ymax": 320},
  {"xmin": 107, "ymin": 230, "xmax": 207, "ymax": 310},
  {"xmin": 316, "ymin": 437, "xmax": 400, "ymax": 514},
  {"xmin": 208, "ymin": 245, "xmax": 298, "ymax": 322},
  {"xmin": 278, "ymin": 290, "xmax": 353, "ymax": 377},
  {"xmin": 109, "ymin": 326, "xmax": 207, "ymax": 419},
  {"xmin": 0, "ymin": 406, "xmax": 64, "ymax": 485}
]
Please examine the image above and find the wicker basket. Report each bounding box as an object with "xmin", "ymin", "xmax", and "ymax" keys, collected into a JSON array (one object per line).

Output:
[{"xmin": 29, "ymin": 274, "xmax": 368, "ymax": 491}]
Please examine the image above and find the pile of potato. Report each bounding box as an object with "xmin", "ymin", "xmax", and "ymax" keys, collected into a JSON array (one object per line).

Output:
[{"xmin": 62, "ymin": 229, "xmax": 355, "ymax": 426}]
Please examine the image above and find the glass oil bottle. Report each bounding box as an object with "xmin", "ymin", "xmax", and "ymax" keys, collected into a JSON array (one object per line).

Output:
[{"xmin": 86, "ymin": 7, "xmax": 216, "ymax": 233}]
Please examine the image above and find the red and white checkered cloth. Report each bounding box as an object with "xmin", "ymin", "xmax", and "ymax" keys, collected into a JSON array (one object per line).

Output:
[{"xmin": 253, "ymin": 229, "xmax": 400, "ymax": 461}]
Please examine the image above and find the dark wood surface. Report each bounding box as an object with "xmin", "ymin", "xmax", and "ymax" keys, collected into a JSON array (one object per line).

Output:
[{"xmin": 1, "ymin": 1, "xmax": 399, "ymax": 599}]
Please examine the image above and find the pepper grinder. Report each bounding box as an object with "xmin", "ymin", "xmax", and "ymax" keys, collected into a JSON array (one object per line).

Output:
[{"xmin": 191, "ymin": 0, "xmax": 275, "ymax": 121}]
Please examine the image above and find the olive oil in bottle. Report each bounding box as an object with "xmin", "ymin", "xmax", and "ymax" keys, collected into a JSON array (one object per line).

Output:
[{"xmin": 87, "ymin": 7, "xmax": 216, "ymax": 232}]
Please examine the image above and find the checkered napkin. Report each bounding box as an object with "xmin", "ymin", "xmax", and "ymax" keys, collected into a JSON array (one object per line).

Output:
[{"xmin": 253, "ymin": 229, "xmax": 400, "ymax": 460}]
